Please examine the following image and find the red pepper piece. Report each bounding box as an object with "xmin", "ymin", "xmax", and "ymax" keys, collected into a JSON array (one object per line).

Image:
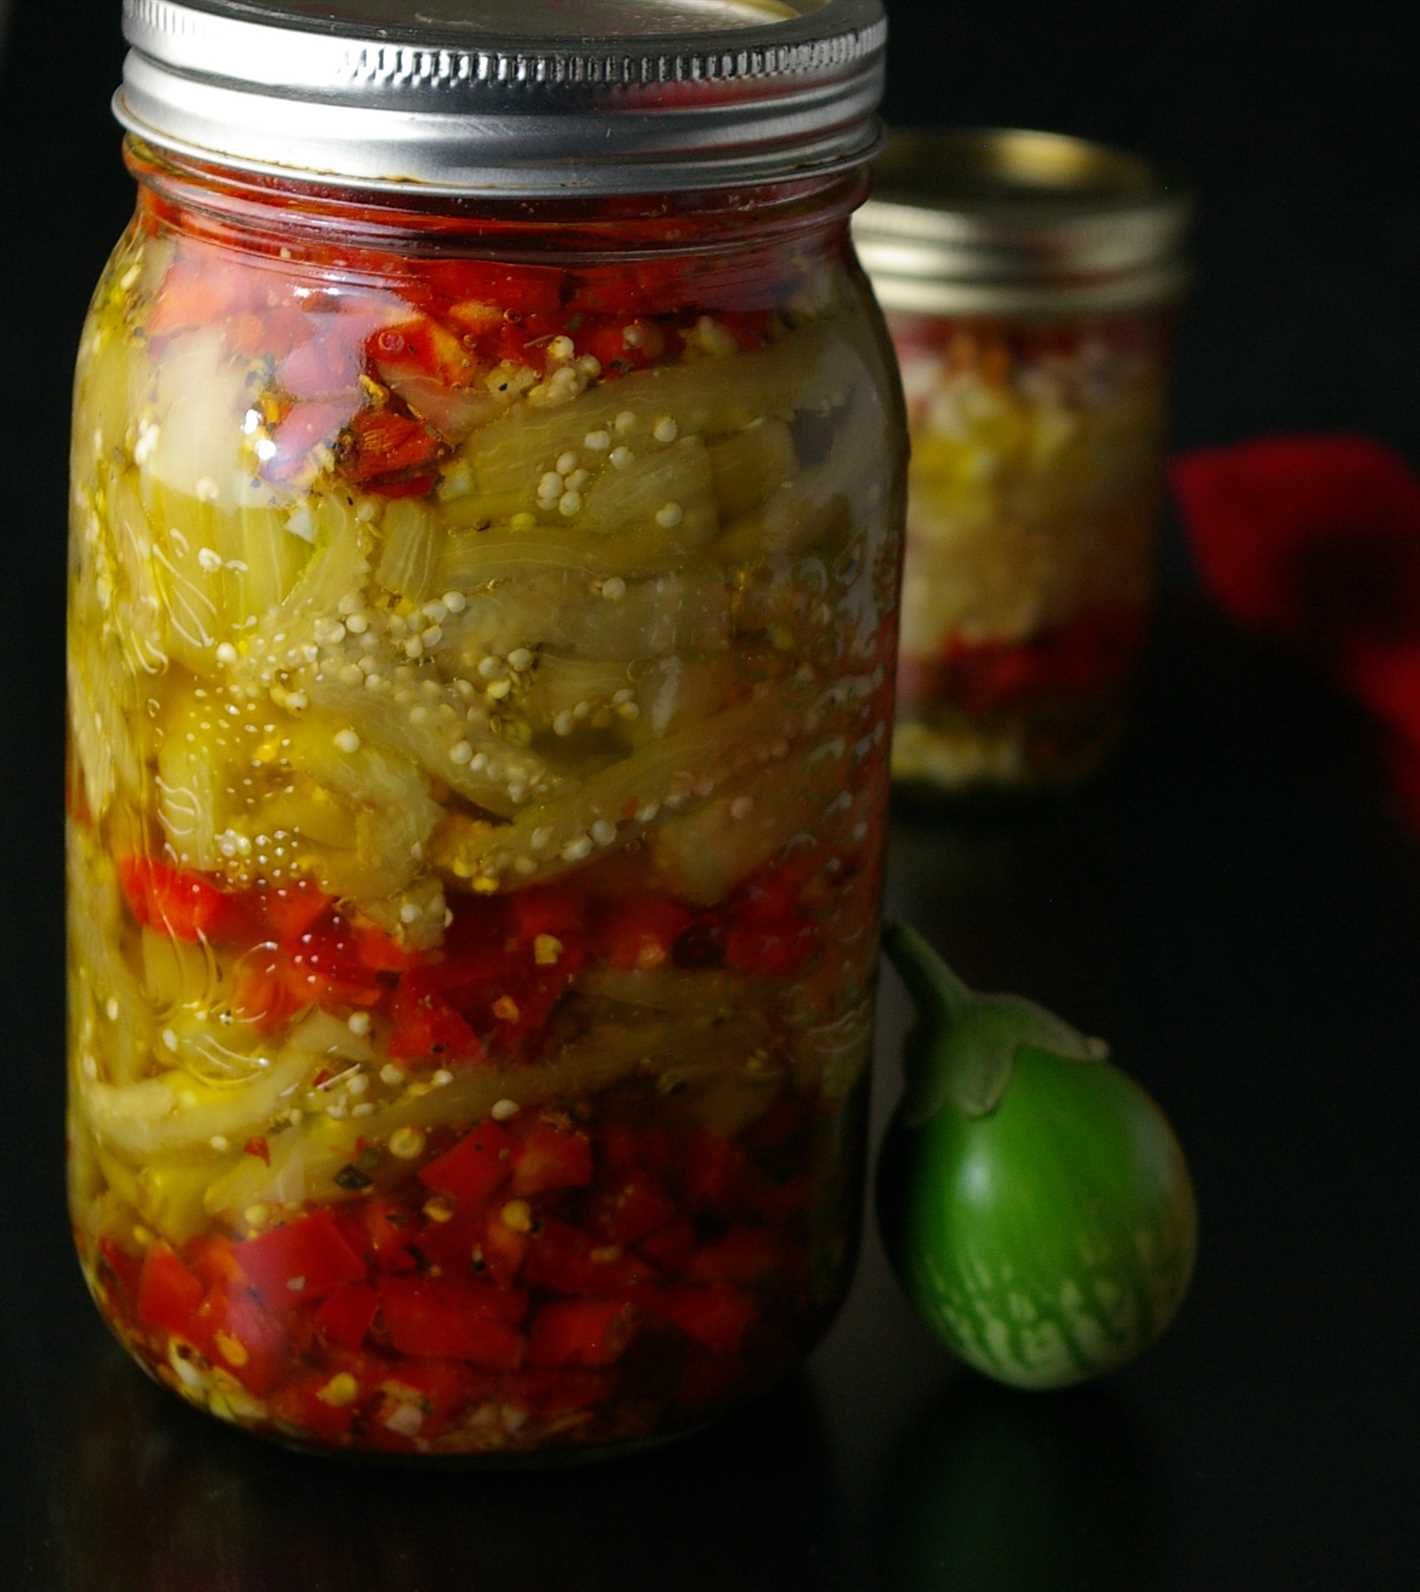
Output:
[
  {"xmin": 522, "ymin": 1219, "xmax": 659, "ymax": 1298},
  {"xmin": 368, "ymin": 471, "xmax": 438, "ymax": 500},
  {"xmin": 526, "ymin": 1300, "xmax": 638, "ymax": 1368},
  {"xmin": 507, "ymin": 883, "xmax": 588, "ymax": 942},
  {"xmin": 501, "ymin": 1368, "xmax": 614, "ymax": 1414},
  {"xmin": 678, "ymin": 1131, "xmax": 750, "ymax": 1214},
  {"xmin": 368, "ymin": 315, "xmax": 477, "ymax": 388},
  {"xmin": 683, "ymin": 1227, "xmax": 783, "ymax": 1286},
  {"xmin": 312, "ymin": 1282, "xmax": 379, "ymax": 1351},
  {"xmin": 419, "ymin": 1120, "xmax": 515, "ymax": 1206},
  {"xmin": 279, "ymin": 916, "xmax": 386, "ymax": 1011},
  {"xmin": 724, "ymin": 919, "xmax": 816, "ymax": 977},
  {"xmin": 377, "ymin": 1358, "xmax": 493, "ymax": 1434},
  {"xmin": 510, "ymin": 1123, "xmax": 594, "ymax": 1197},
  {"xmin": 198, "ymin": 1287, "xmax": 288, "ymax": 1395},
  {"xmin": 341, "ymin": 407, "xmax": 443, "ymax": 484},
  {"xmin": 637, "ymin": 1219, "xmax": 696, "ymax": 1273},
  {"xmin": 260, "ymin": 882, "xmax": 332, "ymax": 942},
  {"xmin": 242, "ymin": 1136, "xmax": 271, "ymax": 1166},
  {"xmin": 269, "ymin": 1371, "xmax": 361, "ymax": 1441},
  {"xmin": 343, "ymin": 1198, "xmax": 418, "ymax": 1273},
  {"xmin": 352, "ymin": 920, "xmax": 422, "ymax": 974},
  {"xmin": 387, "ymin": 972, "xmax": 484, "ymax": 1063},
  {"xmin": 185, "ymin": 1233, "xmax": 245, "ymax": 1291},
  {"xmin": 413, "ymin": 1199, "xmax": 493, "ymax": 1273},
  {"xmin": 97, "ymin": 1237, "xmax": 143, "ymax": 1305},
  {"xmin": 426, "ymin": 259, "xmax": 566, "ymax": 315},
  {"xmin": 649, "ymin": 1285, "xmax": 758, "ymax": 1356},
  {"xmin": 378, "ymin": 1276, "xmax": 527, "ymax": 1367},
  {"xmin": 117, "ymin": 856, "xmax": 230, "ymax": 943},
  {"xmin": 135, "ymin": 1243, "xmax": 205, "ymax": 1340},
  {"xmin": 586, "ymin": 1170, "xmax": 679, "ymax": 1247},
  {"xmin": 480, "ymin": 1206, "xmax": 530, "ymax": 1289},
  {"xmin": 233, "ymin": 1209, "xmax": 367, "ymax": 1311},
  {"xmin": 601, "ymin": 895, "xmax": 695, "ymax": 972}
]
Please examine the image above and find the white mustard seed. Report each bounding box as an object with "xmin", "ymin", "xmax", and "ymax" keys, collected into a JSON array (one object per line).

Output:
[
  {"xmin": 590, "ymin": 818, "xmax": 617, "ymax": 847},
  {"xmin": 449, "ymin": 740, "xmax": 474, "ymax": 765},
  {"xmin": 491, "ymin": 1098, "xmax": 520, "ymax": 1122},
  {"xmin": 609, "ymin": 446, "xmax": 634, "ymax": 470},
  {"xmin": 380, "ymin": 1063, "xmax": 404, "ymax": 1086},
  {"xmin": 614, "ymin": 410, "xmax": 637, "ymax": 434},
  {"xmin": 652, "ymin": 416, "xmax": 678, "ymax": 443},
  {"xmin": 558, "ymin": 490, "xmax": 582, "ymax": 516},
  {"xmin": 347, "ymin": 1011, "xmax": 372, "ymax": 1038},
  {"xmin": 334, "ymin": 728, "xmax": 361, "ymax": 754},
  {"xmin": 601, "ymin": 577, "xmax": 627, "ymax": 601},
  {"xmin": 584, "ymin": 429, "xmax": 610, "ymax": 451},
  {"xmin": 442, "ymin": 590, "xmax": 467, "ymax": 613},
  {"xmin": 507, "ymin": 647, "xmax": 533, "ymax": 671},
  {"xmin": 555, "ymin": 450, "xmax": 579, "ymax": 475},
  {"xmin": 655, "ymin": 501, "xmax": 684, "ymax": 528}
]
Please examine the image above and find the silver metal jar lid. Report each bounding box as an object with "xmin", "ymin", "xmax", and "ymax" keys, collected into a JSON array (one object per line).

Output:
[
  {"xmin": 853, "ymin": 127, "xmax": 1192, "ymax": 317},
  {"xmin": 114, "ymin": 0, "xmax": 887, "ymax": 196}
]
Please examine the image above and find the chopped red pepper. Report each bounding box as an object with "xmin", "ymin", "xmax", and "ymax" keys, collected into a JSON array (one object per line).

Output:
[
  {"xmin": 526, "ymin": 1300, "xmax": 638, "ymax": 1368},
  {"xmin": 118, "ymin": 856, "xmax": 231, "ymax": 943},
  {"xmin": 135, "ymin": 1243, "xmax": 205, "ymax": 1340},
  {"xmin": 242, "ymin": 1136, "xmax": 271, "ymax": 1166},
  {"xmin": 199, "ymin": 1286, "xmax": 288, "ymax": 1395},
  {"xmin": 270, "ymin": 1370, "xmax": 362, "ymax": 1440},
  {"xmin": 233, "ymin": 1209, "xmax": 367, "ymax": 1311},
  {"xmin": 387, "ymin": 971, "xmax": 485, "ymax": 1062},
  {"xmin": 601, "ymin": 895, "xmax": 695, "ymax": 971},
  {"xmin": 586, "ymin": 1170, "xmax": 679, "ymax": 1247},
  {"xmin": 312, "ymin": 1282, "xmax": 379, "ymax": 1352},
  {"xmin": 341, "ymin": 406, "xmax": 443, "ymax": 486},
  {"xmin": 378, "ymin": 1276, "xmax": 527, "ymax": 1367},
  {"xmin": 418, "ymin": 1120, "xmax": 515, "ymax": 1206},
  {"xmin": 501, "ymin": 1368, "xmax": 614, "ymax": 1414},
  {"xmin": 522, "ymin": 1219, "xmax": 659, "ymax": 1298},
  {"xmin": 510, "ymin": 1122, "xmax": 594, "ymax": 1197},
  {"xmin": 650, "ymin": 1285, "xmax": 758, "ymax": 1356},
  {"xmin": 682, "ymin": 1226, "xmax": 783, "ymax": 1286}
]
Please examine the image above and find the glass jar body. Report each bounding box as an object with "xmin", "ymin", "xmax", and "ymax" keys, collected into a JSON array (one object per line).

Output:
[
  {"xmin": 66, "ymin": 148, "xmax": 904, "ymax": 1460},
  {"xmin": 888, "ymin": 307, "xmax": 1173, "ymax": 795}
]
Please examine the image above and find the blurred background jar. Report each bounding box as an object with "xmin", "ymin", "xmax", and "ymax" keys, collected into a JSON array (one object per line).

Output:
[{"xmin": 855, "ymin": 129, "xmax": 1191, "ymax": 795}]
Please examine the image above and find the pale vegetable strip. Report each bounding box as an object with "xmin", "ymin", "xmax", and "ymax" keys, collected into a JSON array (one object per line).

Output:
[{"xmin": 80, "ymin": 1047, "xmax": 315, "ymax": 1160}]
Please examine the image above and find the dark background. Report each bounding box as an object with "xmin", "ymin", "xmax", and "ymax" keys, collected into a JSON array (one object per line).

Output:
[{"xmin": 2, "ymin": 2, "xmax": 1418, "ymax": 1587}]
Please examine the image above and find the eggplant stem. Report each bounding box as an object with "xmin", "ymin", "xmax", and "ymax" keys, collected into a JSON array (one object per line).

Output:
[{"xmin": 883, "ymin": 922, "xmax": 972, "ymax": 1026}]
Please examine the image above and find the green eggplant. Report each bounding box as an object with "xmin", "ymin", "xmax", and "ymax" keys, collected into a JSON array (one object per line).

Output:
[{"xmin": 877, "ymin": 923, "xmax": 1197, "ymax": 1390}]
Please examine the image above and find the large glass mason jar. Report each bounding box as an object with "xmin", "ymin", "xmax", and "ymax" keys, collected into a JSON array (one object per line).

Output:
[
  {"xmin": 854, "ymin": 130, "xmax": 1190, "ymax": 795},
  {"xmin": 67, "ymin": 0, "xmax": 902, "ymax": 1460}
]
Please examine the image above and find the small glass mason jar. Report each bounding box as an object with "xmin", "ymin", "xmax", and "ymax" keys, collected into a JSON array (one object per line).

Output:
[
  {"xmin": 854, "ymin": 129, "xmax": 1190, "ymax": 795},
  {"xmin": 67, "ymin": 0, "xmax": 903, "ymax": 1461}
]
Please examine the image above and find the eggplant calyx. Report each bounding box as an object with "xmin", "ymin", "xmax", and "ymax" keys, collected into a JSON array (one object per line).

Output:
[{"xmin": 884, "ymin": 922, "xmax": 1108, "ymax": 1124}]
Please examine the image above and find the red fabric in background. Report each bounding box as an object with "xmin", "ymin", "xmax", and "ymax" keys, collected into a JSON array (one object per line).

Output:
[{"xmin": 1171, "ymin": 435, "xmax": 1420, "ymax": 827}]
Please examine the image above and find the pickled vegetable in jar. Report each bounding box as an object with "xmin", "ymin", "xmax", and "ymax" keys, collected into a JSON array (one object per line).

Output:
[
  {"xmin": 68, "ymin": 0, "xmax": 902, "ymax": 1461},
  {"xmin": 854, "ymin": 130, "xmax": 1191, "ymax": 794}
]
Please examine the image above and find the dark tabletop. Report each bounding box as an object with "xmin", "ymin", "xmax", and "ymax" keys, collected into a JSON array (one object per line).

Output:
[{"xmin": 2, "ymin": 3, "xmax": 1418, "ymax": 1588}]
